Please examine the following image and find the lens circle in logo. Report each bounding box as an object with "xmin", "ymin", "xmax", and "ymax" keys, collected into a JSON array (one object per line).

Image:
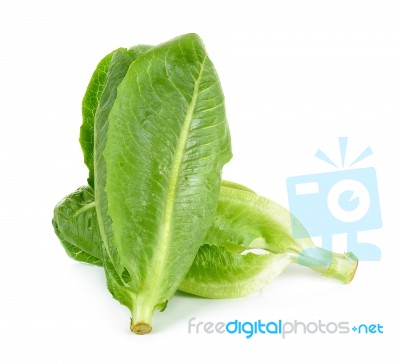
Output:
[{"xmin": 327, "ymin": 179, "xmax": 370, "ymax": 223}]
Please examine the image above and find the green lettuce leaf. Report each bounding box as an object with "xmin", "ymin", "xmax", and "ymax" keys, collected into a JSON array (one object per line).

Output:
[
  {"xmin": 81, "ymin": 50, "xmax": 114, "ymax": 188},
  {"xmin": 206, "ymin": 186, "xmax": 358, "ymax": 285},
  {"xmin": 180, "ymin": 245, "xmax": 291, "ymax": 298},
  {"xmin": 93, "ymin": 47, "xmax": 151, "ymax": 271},
  {"xmin": 80, "ymin": 46, "xmax": 152, "ymax": 188},
  {"xmin": 99, "ymin": 34, "xmax": 232, "ymax": 332},
  {"xmin": 52, "ymin": 186, "xmax": 102, "ymax": 266}
]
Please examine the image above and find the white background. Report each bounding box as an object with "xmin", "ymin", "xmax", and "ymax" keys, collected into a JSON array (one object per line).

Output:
[{"xmin": 1, "ymin": 0, "xmax": 399, "ymax": 362}]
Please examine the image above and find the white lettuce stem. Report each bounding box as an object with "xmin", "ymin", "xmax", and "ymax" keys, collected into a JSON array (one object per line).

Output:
[
  {"xmin": 294, "ymin": 247, "xmax": 358, "ymax": 283},
  {"xmin": 130, "ymin": 300, "xmax": 153, "ymax": 335}
]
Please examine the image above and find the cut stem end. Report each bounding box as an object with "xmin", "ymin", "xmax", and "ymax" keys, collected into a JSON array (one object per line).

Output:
[
  {"xmin": 131, "ymin": 322, "xmax": 152, "ymax": 335},
  {"xmin": 297, "ymin": 247, "xmax": 358, "ymax": 284},
  {"xmin": 325, "ymin": 251, "xmax": 358, "ymax": 284}
]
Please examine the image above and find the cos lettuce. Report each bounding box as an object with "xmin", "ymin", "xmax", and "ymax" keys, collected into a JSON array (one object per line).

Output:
[{"xmin": 53, "ymin": 33, "xmax": 357, "ymax": 335}]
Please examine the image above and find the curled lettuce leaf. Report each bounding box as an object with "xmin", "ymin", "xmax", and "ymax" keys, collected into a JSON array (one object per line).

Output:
[{"xmin": 52, "ymin": 186, "xmax": 102, "ymax": 266}]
